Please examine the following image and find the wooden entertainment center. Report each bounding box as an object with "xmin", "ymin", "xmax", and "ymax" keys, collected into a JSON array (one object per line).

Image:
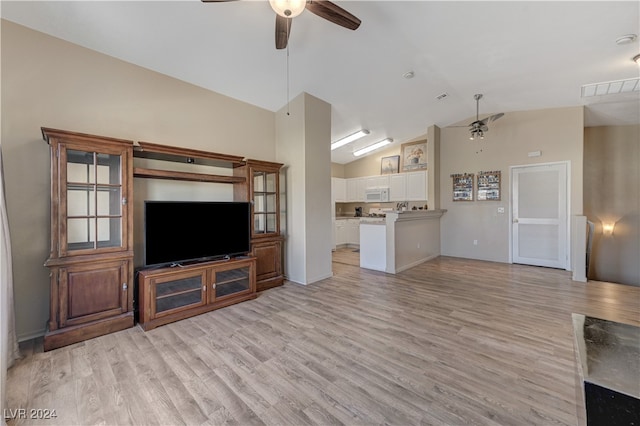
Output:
[{"xmin": 42, "ymin": 128, "xmax": 284, "ymax": 350}]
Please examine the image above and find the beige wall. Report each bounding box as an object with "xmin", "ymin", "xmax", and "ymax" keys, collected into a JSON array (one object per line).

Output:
[
  {"xmin": 440, "ymin": 106, "xmax": 584, "ymax": 263},
  {"xmin": 584, "ymin": 125, "xmax": 639, "ymax": 286},
  {"xmin": 1, "ymin": 21, "xmax": 277, "ymax": 339},
  {"xmin": 331, "ymin": 163, "xmax": 345, "ymax": 178}
]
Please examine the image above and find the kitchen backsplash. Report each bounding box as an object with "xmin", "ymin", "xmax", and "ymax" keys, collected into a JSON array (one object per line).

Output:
[{"xmin": 336, "ymin": 201, "xmax": 428, "ymax": 216}]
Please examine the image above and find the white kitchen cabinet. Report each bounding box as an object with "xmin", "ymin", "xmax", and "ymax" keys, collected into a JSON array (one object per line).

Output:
[
  {"xmin": 331, "ymin": 177, "xmax": 346, "ymax": 203},
  {"xmin": 335, "ymin": 219, "xmax": 360, "ymax": 246},
  {"xmin": 344, "ymin": 172, "xmax": 425, "ymax": 203},
  {"xmin": 365, "ymin": 175, "xmax": 389, "ymax": 189},
  {"xmin": 346, "ymin": 219, "xmax": 360, "ymax": 245},
  {"xmin": 406, "ymin": 170, "xmax": 427, "ymax": 201},
  {"xmin": 346, "ymin": 177, "xmax": 365, "ymax": 202},
  {"xmin": 389, "ymin": 174, "xmax": 406, "ymax": 201},
  {"xmin": 331, "ymin": 218, "xmax": 337, "ymax": 250},
  {"xmin": 335, "ymin": 220, "xmax": 347, "ymax": 246}
]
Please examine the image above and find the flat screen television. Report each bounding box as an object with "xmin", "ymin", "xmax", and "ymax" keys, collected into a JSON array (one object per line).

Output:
[{"xmin": 144, "ymin": 201, "xmax": 251, "ymax": 267}]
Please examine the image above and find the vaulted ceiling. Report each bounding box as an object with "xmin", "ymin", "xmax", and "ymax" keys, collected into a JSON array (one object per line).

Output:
[{"xmin": 3, "ymin": 1, "xmax": 639, "ymax": 164}]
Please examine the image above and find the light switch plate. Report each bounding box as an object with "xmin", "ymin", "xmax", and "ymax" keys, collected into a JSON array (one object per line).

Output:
[{"xmin": 497, "ymin": 207, "xmax": 505, "ymax": 214}]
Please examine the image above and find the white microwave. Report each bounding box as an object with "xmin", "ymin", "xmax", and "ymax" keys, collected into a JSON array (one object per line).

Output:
[{"xmin": 365, "ymin": 188, "xmax": 389, "ymax": 203}]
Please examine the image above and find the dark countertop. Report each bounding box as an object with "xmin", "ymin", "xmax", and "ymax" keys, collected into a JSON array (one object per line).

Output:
[
  {"xmin": 572, "ymin": 314, "xmax": 640, "ymax": 425},
  {"xmin": 573, "ymin": 314, "xmax": 640, "ymax": 398}
]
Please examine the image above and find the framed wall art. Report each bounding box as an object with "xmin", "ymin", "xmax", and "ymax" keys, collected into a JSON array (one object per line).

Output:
[
  {"xmin": 451, "ymin": 173, "xmax": 474, "ymax": 201},
  {"xmin": 477, "ymin": 170, "xmax": 501, "ymax": 201},
  {"xmin": 381, "ymin": 155, "xmax": 400, "ymax": 174},
  {"xmin": 401, "ymin": 140, "xmax": 427, "ymax": 172}
]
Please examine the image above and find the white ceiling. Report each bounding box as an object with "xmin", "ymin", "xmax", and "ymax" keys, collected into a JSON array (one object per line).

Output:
[{"xmin": 2, "ymin": 1, "xmax": 639, "ymax": 164}]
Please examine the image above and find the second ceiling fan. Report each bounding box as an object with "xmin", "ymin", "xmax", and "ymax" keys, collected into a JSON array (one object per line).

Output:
[
  {"xmin": 466, "ymin": 94, "xmax": 504, "ymax": 140},
  {"xmin": 201, "ymin": 0, "xmax": 362, "ymax": 49}
]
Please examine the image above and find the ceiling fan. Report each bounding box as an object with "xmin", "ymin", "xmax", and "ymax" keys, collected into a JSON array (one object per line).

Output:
[
  {"xmin": 465, "ymin": 94, "xmax": 504, "ymax": 140},
  {"xmin": 201, "ymin": 0, "xmax": 361, "ymax": 49}
]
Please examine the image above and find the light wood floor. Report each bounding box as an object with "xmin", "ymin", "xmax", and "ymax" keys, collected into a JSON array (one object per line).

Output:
[{"xmin": 7, "ymin": 252, "xmax": 640, "ymax": 425}]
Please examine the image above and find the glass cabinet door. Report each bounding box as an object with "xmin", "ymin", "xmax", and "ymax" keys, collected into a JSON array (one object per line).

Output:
[
  {"xmin": 253, "ymin": 170, "xmax": 278, "ymax": 235},
  {"xmin": 64, "ymin": 148, "xmax": 125, "ymax": 253}
]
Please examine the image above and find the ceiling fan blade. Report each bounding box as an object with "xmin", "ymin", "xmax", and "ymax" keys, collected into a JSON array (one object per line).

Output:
[
  {"xmin": 479, "ymin": 112, "xmax": 505, "ymax": 125},
  {"xmin": 487, "ymin": 112, "xmax": 504, "ymax": 123},
  {"xmin": 305, "ymin": 1, "xmax": 361, "ymax": 30},
  {"xmin": 275, "ymin": 15, "xmax": 292, "ymax": 50}
]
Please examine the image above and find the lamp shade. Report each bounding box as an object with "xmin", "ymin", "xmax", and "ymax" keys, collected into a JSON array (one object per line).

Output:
[{"xmin": 269, "ymin": 0, "xmax": 306, "ymax": 18}]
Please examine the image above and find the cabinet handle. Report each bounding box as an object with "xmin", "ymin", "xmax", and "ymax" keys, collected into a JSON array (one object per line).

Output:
[
  {"xmin": 212, "ymin": 283, "xmax": 216, "ymax": 289},
  {"xmin": 122, "ymin": 283, "xmax": 128, "ymax": 291},
  {"xmin": 202, "ymin": 285, "xmax": 206, "ymax": 292},
  {"xmin": 122, "ymin": 197, "xmax": 128, "ymax": 206}
]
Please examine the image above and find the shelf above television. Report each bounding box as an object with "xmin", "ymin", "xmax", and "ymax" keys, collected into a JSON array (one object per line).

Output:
[
  {"xmin": 134, "ymin": 141, "xmax": 245, "ymax": 168},
  {"xmin": 133, "ymin": 141, "xmax": 247, "ymax": 184},
  {"xmin": 133, "ymin": 167, "xmax": 245, "ymax": 184}
]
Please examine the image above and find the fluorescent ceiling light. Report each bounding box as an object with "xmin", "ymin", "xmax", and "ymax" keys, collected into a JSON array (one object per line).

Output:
[
  {"xmin": 353, "ymin": 138, "xmax": 393, "ymax": 157},
  {"xmin": 331, "ymin": 129, "xmax": 369, "ymax": 150}
]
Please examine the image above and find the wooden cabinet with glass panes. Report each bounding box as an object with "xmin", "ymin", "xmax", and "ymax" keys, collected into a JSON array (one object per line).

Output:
[
  {"xmin": 42, "ymin": 128, "xmax": 134, "ymax": 351},
  {"xmin": 234, "ymin": 159, "xmax": 284, "ymax": 291},
  {"xmin": 137, "ymin": 256, "xmax": 256, "ymax": 330}
]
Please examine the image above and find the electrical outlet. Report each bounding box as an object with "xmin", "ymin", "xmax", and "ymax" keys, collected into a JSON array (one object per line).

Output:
[
  {"xmin": 473, "ymin": 240, "xmax": 478, "ymax": 245},
  {"xmin": 497, "ymin": 207, "xmax": 505, "ymax": 214},
  {"xmin": 417, "ymin": 243, "xmax": 420, "ymax": 249}
]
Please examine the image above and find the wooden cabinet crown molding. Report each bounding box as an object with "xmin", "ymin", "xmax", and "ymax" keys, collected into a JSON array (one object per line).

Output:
[
  {"xmin": 42, "ymin": 127, "xmax": 134, "ymax": 147},
  {"xmin": 135, "ymin": 141, "xmax": 246, "ymax": 168}
]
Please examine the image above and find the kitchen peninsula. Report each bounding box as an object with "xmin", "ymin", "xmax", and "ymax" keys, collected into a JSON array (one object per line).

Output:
[{"xmin": 360, "ymin": 209, "xmax": 446, "ymax": 273}]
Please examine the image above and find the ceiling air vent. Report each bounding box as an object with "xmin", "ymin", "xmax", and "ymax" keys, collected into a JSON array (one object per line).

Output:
[
  {"xmin": 436, "ymin": 92, "xmax": 448, "ymax": 100},
  {"xmin": 581, "ymin": 77, "xmax": 639, "ymax": 97}
]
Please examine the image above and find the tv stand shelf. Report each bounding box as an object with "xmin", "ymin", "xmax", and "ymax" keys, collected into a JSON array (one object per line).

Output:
[
  {"xmin": 133, "ymin": 167, "xmax": 246, "ymax": 184},
  {"xmin": 133, "ymin": 141, "xmax": 247, "ymax": 184},
  {"xmin": 137, "ymin": 256, "xmax": 256, "ymax": 331}
]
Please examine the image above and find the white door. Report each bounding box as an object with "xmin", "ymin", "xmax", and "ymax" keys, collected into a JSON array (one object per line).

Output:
[{"xmin": 512, "ymin": 162, "xmax": 568, "ymax": 269}]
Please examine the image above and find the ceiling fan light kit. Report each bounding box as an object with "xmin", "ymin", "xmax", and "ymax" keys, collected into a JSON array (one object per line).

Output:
[
  {"xmin": 470, "ymin": 130, "xmax": 484, "ymax": 140},
  {"xmin": 466, "ymin": 93, "xmax": 503, "ymax": 141},
  {"xmin": 269, "ymin": 0, "xmax": 306, "ymax": 18},
  {"xmin": 202, "ymin": 0, "xmax": 361, "ymax": 50}
]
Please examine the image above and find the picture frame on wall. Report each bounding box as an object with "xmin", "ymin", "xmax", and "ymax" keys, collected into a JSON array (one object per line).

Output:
[
  {"xmin": 477, "ymin": 170, "xmax": 501, "ymax": 201},
  {"xmin": 401, "ymin": 140, "xmax": 427, "ymax": 171},
  {"xmin": 381, "ymin": 155, "xmax": 400, "ymax": 174},
  {"xmin": 451, "ymin": 173, "xmax": 474, "ymax": 201}
]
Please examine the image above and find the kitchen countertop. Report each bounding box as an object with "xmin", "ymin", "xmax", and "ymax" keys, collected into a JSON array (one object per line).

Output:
[
  {"xmin": 335, "ymin": 215, "xmax": 385, "ymax": 219},
  {"xmin": 572, "ymin": 314, "xmax": 640, "ymax": 425}
]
